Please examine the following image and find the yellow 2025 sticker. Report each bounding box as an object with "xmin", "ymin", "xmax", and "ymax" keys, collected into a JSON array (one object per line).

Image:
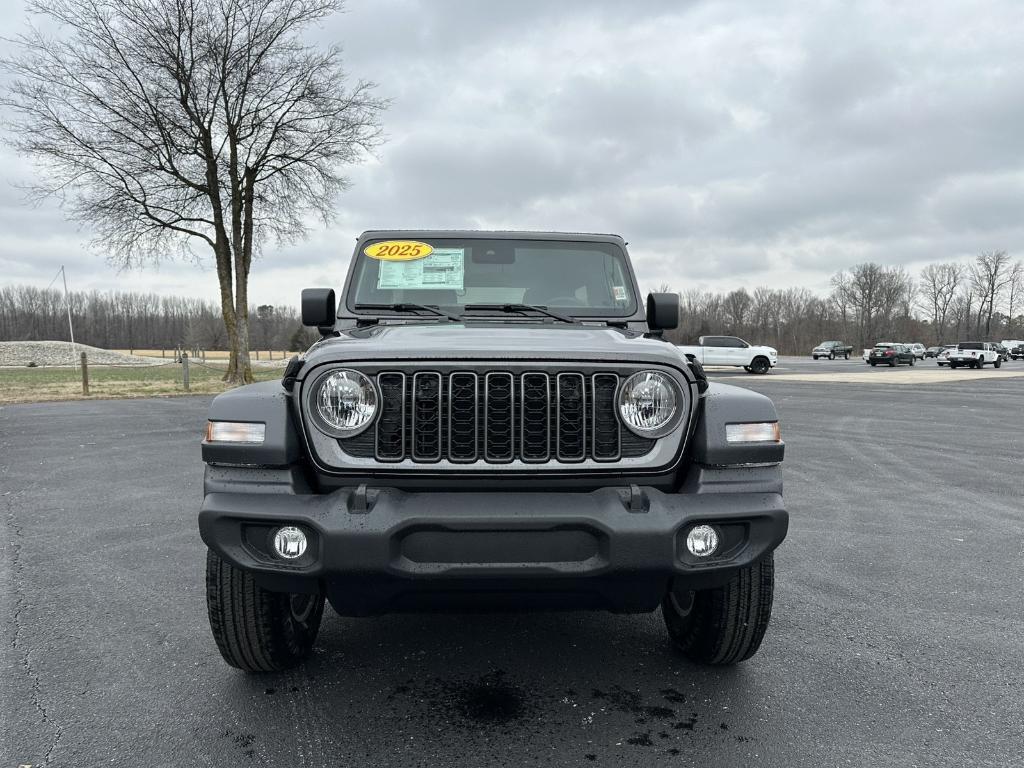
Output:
[{"xmin": 364, "ymin": 240, "xmax": 434, "ymax": 261}]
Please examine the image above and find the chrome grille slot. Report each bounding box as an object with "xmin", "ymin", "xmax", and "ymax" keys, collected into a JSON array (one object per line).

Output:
[
  {"xmin": 484, "ymin": 372, "xmax": 515, "ymax": 462},
  {"xmin": 448, "ymin": 372, "xmax": 479, "ymax": 462},
  {"xmin": 412, "ymin": 372, "xmax": 442, "ymax": 461},
  {"xmin": 520, "ymin": 373, "xmax": 550, "ymax": 462},
  {"xmin": 556, "ymin": 372, "xmax": 586, "ymax": 461}
]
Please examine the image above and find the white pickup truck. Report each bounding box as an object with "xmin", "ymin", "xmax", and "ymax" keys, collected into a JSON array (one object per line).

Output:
[
  {"xmin": 946, "ymin": 342, "xmax": 1002, "ymax": 369},
  {"xmin": 677, "ymin": 335, "xmax": 778, "ymax": 374}
]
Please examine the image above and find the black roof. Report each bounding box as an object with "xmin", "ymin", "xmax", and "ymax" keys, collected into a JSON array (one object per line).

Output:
[{"xmin": 357, "ymin": 229, "xmax": 626, "ymax": 245}]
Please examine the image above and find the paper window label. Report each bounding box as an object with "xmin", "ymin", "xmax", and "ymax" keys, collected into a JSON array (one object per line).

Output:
[{"xmin": 377, "ymin": 248, "xmax": 465, "ymax": 290}]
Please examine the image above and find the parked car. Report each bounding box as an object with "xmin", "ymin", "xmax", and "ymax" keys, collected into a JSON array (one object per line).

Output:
[
  {"xmin": 1000, "ymin": 339, "xmax": 1024, "ymax": 357},
  {"xmin": 936, "ymin": 344, "xmax": 958, "ymax": 366},
  {"xmin": 676, "ymin": 336, "xmax": 778, "ymax": 374},
  {"xmin": 906, "ymin": 343, "xmax": 926, "ymax": 360},
  {"xmin": 1011, "ymin": 343, "xmax": 1024, "ymax": 361},
  {"xmin": 924, "ymin": 346, "xmax": 944, "ymax": 358},
  {"xmin": 991, "ymin": 343, "xmax": 1009, "ymax": 363},
  {"xmin": 947, "ymin": 342, "xmax": 1002, "ymax": 369},
  {"xmin": 811, "ymin": 341, "xmax": 853, "ymax": 360},
  {"xmin": 198, "ymin": 230, "xmax": 789, "ymax": 672},
  {"xmin": 868, "ymin": 343, "xmax": 916, "ymax": 367}
]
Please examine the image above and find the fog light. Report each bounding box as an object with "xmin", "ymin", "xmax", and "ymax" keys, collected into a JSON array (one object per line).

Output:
[
  {"xmin": 686, "ymin": 524, "xmax": 719, "ymax": 557},
  {"xmin": 272, "ymin": 526, "xmax": 307, "ymax": 559}
]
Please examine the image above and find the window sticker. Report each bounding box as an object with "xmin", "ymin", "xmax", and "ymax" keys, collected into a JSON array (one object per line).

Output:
[
  {"xmin": 364, "ymin": 240, "xmax": 433, "ymax": 261},
  {"xmin": 612, "ymin": 285, "xmax": 628, "ymax": 301},
  {"xmin": 377, "ymin": 248, "xmax": 465, "ymax": 290}
]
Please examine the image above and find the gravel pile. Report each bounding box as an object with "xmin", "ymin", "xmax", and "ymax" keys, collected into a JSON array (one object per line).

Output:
[{"xmin": 0, "ymin": 341, "xmax": 167, "ymax": 367}]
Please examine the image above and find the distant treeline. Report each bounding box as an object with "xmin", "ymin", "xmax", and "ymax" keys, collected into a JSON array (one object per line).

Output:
[
  {"xmin": 0, "ymin": 285, "xmax": 317, "ymax": 351},
  {"xmin": 3, "ymin": 251, "xmax": 1021, "ymax": 355},
  {"xmin": 661, "ymin": 252, "xmax": 1024, "ymax": 353}
]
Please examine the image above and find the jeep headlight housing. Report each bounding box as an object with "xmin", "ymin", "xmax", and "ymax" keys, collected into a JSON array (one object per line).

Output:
[
  {"xmin": 617, "ymin": 370, "xmax": 680, "ymax": 438},
  {"xmin": 310, "ymin": 369, "xmax": 378, "ymax": 437}
]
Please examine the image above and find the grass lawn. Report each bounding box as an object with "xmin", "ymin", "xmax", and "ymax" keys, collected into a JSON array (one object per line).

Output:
[{"xmin": 0, "ymin": 362, "xmax": 284, "ymax": 404}]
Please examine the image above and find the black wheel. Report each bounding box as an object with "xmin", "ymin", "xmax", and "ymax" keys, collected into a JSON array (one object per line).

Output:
[
  {"xmin": 205, "ymin": 549, "xmax": 325, "ymax": 672},
  {"xmin": 828, "ymin": 352, "xmax": 835, "ymax": 360},
  {"xmin": 974, "ymin": 360, "xmax": 982, "ymax": 369},
  {"xmin": 663, "ymin": 554, "xmax": 775, "ymax": 665},
  {"xmin": 749, "ymin": 356, "xmax": 770, "ymax": 375},
  {"xmin": 812, "ymin": 355, "xmax": 818, "ymax": 360},
  {"xmin": 870, "ymin": 362, "xmax": 877, "ymax": 366},
  {"xmin": 994, "ymin": 358, "xmax": 1002, "ymax": 368},
  {"xmin": 889, "ymin": 359, "xmax": 896, "ymax": 367},
  {"xmin": 844, "ymin": 353, "xmax": 850, "ymax": 360},
  {"xmin": 909, "ymin": 357, "xmax": 915, "ymax": 366}
]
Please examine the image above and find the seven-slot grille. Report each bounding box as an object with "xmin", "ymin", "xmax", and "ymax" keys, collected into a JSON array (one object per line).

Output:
[{"xmin": 349, "ymin": 370, "xmax": 641, "ymax": 464}]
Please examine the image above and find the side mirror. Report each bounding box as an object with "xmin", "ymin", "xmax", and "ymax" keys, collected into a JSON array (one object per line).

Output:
[
  {"xmin": 301, "ymin": 288, "xmax": 336, "ymax": 334},
  {"xmin": 646, "ymin": 292, "xmax": 679, "ymax": 332}
]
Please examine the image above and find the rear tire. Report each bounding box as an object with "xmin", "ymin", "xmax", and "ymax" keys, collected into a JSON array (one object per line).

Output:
[
  {"xmin": 844, "ymin": 353, "xmax": 850, "ymax": 360},
  {"xmin": 663, "ymin": 554, "xmax": 775, "ymax": 665},
  {"xmin": 205, "ymin": 549, "xmax": 325, "ymax": 672},
  {"xmin": 828, "ymin": 352, "xmax": 835, "ymax": 360},
  {"xmin": 909, "ymin": 357, "xmax": 915, "ymax": 366},
  {"xmin": 889, "ymin": 359, "xmax": 896, "ymax": 367},
  {"xmin": 812, "ymin": 355, "xmax": 818, "ymax": 360}
]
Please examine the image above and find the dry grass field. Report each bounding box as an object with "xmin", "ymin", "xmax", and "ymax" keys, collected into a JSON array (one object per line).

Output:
[
  {"xmin": 112, "ymin": 348, "xmax": 292, "ymax": 361},
  {"xmin": 0, "ymin": 360, "xmax": 285, "ymax": 404}
]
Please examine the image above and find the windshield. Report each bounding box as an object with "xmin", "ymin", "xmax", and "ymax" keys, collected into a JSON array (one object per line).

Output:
[{"xmin": 346, "ymin": 237, "xmax": 637, "ymax": 317}]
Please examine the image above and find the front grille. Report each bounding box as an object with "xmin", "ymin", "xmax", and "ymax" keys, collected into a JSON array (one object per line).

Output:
[{"xmin": 340, "ymin": 370, "xmax": 656, "ymax": 464}]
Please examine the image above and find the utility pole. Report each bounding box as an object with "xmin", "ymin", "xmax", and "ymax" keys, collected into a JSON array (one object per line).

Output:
[{"xmin": 60, "ymin": 265, "xmax": 77, "ymax": 368}]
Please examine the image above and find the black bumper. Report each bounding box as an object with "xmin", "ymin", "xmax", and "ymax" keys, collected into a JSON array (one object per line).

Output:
[{"xmin": 199, "ymin": 479, "xmax": 788, "ymax": 616}]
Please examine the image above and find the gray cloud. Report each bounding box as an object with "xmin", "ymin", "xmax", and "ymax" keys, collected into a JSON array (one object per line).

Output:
[{"xmin": 2, "ymin": 0, "xmax": 1023, "ymax": 306}]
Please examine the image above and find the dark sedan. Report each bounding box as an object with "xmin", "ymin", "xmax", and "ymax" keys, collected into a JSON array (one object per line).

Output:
[
  {"xmin": 869, "ymin": 343, "xmax": 916, "ymax": 367},
  {"xmin": 925, "ymin": 346, "xmax": 944, "ymax": 358}
]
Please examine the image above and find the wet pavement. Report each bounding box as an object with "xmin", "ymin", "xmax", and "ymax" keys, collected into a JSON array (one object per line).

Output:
[{"xmin": 3, "ymin": 376, "xmax": 1022, "ymax": 767}]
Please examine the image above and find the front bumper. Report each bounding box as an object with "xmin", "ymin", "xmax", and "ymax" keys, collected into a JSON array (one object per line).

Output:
[{"xmin": 199, "ymin": 481, "xmax": 788, "ymax": 616}]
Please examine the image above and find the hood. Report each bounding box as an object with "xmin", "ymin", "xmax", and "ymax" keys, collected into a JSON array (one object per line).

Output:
[{"xmin": 299, "ymin": 322, "xmax": 688, "ymax": 369}]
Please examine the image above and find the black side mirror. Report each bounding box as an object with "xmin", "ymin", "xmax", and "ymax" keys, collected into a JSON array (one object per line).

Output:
[
  {"xmin": 301, "ymin": 288, "xmax": 336, "ymax": 335},
  {"xmin": 646, "ymin": 292, "xmax": 679, "ymax": 332}
]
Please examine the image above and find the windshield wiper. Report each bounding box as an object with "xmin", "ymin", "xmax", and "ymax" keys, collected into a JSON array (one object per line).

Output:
[
  {"xmin": 354, "ymin": 303, "xmax": 463, "ymax": 322},
  {"xmin": 461, "ymin": 303, "xmax": 579, "ymax": 324}
]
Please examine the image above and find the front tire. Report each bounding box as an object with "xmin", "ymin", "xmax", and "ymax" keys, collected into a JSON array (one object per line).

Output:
[
  {"xmin": 749, "ymin": 356, "xmax": 771, "ymax": 375},
  {"xmin": 995, "ymin": 358, "xmax": 1002, "ymax": 368},
  {"xmin": 662, "ymin": 554, "xmax": 775, "ymax": 665},
  {"xmin": 909, "ymin": 357, "xmax": 915, "ymax": 366},
  {"xmin": 828, "ymin": 352, "xmax": 835, "ymax": 360},
  {"xmin": 205, "ymin": 549, "xmax": 325, "ymax": 672}
]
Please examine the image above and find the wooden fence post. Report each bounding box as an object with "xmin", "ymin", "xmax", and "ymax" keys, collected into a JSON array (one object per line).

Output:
[
  {"xmin": 80, "ymin": 352, "xmax": 89, "ymax": 395},
  {"xmin": 182, "ymin": 352, "xmax": 190, "ymax": 392}
]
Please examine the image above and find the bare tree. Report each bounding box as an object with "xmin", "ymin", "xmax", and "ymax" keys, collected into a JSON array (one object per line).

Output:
[
  {"xmin": 918, "ymin": 263, "xmax": 964, "ymax": 343},
  {"xmin": 722, "ymin": 288, "xmax": 752, "ymax": 333},
  {"xmin": 2, "ymin": 0, "xmax": 386, "ymax": 382},
  {"xmin": 970, "ymin": 250, "xmax": 1013, "ymax": 338},
  {"xmin": 1002, "ymin": 260, "xmax": 1023, "ymax": 338}
]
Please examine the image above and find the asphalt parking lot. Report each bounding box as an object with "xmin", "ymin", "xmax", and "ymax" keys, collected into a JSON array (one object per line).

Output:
[{"xmin": 2, "ymin": 372, "xmax": 1023, "ymax": 767}]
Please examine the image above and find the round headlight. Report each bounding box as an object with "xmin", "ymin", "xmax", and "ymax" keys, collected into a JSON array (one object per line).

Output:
[
  {"xmin": 618, "ymin": 370, "xmax": 679, "ymax": 437},
  {"xmin": 311, "ymin": 369, "xmax": 378, "ymax": 436}
]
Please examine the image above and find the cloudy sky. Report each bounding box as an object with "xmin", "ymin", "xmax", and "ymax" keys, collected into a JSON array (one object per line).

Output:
[{"xmin": 2, "ymin": 0, "xmax": 1023, "ymax": 305}]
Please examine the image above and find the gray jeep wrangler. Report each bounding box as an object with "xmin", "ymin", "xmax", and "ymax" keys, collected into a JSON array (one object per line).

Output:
[{"xmin": 199, "ymin": 231, "xmax": 788, "ymax": 672}]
